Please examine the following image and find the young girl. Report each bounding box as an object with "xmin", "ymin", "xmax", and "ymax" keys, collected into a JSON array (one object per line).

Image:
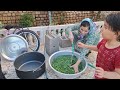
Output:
[{"xmin": 78, "ymin": 13, "xmax": 120, "ymax": 79}]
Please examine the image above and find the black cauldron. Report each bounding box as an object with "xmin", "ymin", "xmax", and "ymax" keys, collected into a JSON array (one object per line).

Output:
[{"xmin": 14, "ymin": 52, "xmax": 45, "ymax": 79}]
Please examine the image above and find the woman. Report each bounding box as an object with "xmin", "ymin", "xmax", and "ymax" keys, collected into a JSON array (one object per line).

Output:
[{"xmin": 65, "ymin": 18, "xmax": 100, "ymax": 73}]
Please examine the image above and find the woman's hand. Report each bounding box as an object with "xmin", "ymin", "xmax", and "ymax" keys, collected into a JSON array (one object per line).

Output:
[
  {"xmin": 70, "ymin": 63, "xmax": 79, "ymax": 73},
  {"xmin": 70, "ymin": 60, "xmax": 81, "ymax": 73},
  {"xmin": 68, "ymin": 31, "xmax": 74, "ymax": 43}
]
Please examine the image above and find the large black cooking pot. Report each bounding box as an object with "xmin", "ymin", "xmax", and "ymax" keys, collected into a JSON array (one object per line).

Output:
[{"xmin": 14, "ymin": 52, "xmax": 45, "ymax": 79}]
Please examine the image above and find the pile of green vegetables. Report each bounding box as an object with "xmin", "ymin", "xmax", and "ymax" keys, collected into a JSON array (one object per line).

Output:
[{"xmin": 51, "ymin": 55, "xmax": 84, "ymax": 74}]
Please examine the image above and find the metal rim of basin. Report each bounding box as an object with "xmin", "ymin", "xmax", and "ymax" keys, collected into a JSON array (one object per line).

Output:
[{"xmin": 49, "ymin": 50, "xmax": 88, "ymax": 77}]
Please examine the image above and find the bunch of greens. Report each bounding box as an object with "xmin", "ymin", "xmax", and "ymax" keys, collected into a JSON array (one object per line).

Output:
[{"xmin": 51, "ymin": 55, "xmax": 84, "ymax": 74}]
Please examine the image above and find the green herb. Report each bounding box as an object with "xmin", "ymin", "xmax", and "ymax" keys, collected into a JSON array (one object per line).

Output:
[
  {"xmin": 0, "ymin": 21, "xmax": 3, "ymax": 29},
  {"xmin": 51, "ymin": 55, "xmax": 84, "ymax": 74},
  {"xmin": 19, "ymin": 13, "xmax": 34, "ymax": 27}
]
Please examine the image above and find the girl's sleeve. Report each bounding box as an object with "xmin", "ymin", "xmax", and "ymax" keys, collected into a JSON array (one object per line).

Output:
[
  {"xmin": 115, "ymin": 50, "xmax": 120, "ymax": 68},
  {"xmin": 97, "ymin": 39, "xmax": 106, "ymax": 49}
]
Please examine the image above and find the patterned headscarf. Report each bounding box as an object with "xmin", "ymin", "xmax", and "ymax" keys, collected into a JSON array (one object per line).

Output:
[{"xmin": 78, "ymin": 18, "xmax": 97, "ymax": 40}]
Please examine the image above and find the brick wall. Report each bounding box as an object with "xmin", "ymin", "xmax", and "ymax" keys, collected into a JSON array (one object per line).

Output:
[
  {"xmin": 0, "ymin": 11, "xmax": 118, "ymax": 26},
  {"xmin": 0, "ymin": 11, "xmax": 49, "ymax": 26},
  {"xmin": 51, "ymin": 11, "xmax": 93, "ymax": 25}
]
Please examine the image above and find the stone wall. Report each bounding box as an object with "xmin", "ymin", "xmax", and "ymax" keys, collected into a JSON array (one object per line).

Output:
[{"xmin": 0, "ymin": 11, "xmax": 118, "ymax": 26}]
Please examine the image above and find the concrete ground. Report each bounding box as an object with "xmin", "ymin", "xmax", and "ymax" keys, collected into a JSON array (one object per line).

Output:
[
  {"xmin": 0, "ymin": 33, "xmax": 103, "ymax": 79},
  {"xmin": 0, "ymin": 43, "xmax": 98, "ymax": 79}
]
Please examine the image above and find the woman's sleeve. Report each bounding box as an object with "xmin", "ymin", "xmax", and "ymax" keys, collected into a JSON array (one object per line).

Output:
[
  {"xmin": 65, "ymin": 23, "xmax": 80, "ymax": 35},
  {"xmin": 78, "ymin": 33, "xmax": 99, "ymax": 61}
]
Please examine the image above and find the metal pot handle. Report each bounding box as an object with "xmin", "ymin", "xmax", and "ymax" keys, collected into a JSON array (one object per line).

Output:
[
  {"xmin": 33, "ymin": 67, "xmax": 42, "ymax": 72},
  {"xmin": 20, "ymin": 50, "xmax": 28, "ymax": 54}
]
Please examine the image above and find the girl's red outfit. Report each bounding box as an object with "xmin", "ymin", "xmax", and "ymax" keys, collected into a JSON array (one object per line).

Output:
[{"xmin": 95, "ymin": 39, "xmax": 120, "ymax": 79}]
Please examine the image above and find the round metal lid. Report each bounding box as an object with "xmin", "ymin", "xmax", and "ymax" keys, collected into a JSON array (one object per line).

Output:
[{"xmin": 0, "ymin": 34, "xmax": 28, "ymax": 61}]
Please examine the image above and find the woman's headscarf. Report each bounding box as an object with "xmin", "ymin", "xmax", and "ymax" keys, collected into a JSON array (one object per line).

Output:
[{"xmin": 78, "ymin": 18, "xmax": 97, "ymax": 39}]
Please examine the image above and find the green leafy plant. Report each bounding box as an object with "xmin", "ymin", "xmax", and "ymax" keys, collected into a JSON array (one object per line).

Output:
[
  {"xmin": 0, "ymin": 21, "xmax": 3, "ymax": 29},
  {"xmin": 52, "ymin": 55, "xmax": 84, "ymax": 74},
  {"xmin": 19, "ymin": 13, "xmax": 34, "ymax": 27}
]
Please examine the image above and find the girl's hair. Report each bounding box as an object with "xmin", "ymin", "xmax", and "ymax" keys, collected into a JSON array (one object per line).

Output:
[
  {"xmin": 106, "ymin": 12, "xmax": 120, "ymax": 41},
  {"xmin": 80, "ymin": 21, "xmax": 90, "ymax": 30}
]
